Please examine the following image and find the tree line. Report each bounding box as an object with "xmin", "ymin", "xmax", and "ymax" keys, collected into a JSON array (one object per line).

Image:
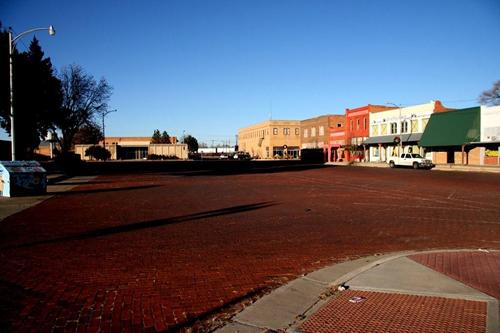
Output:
[{"xmin": 0, "ymin": 23, "xmax": 112, "ymax": 160}]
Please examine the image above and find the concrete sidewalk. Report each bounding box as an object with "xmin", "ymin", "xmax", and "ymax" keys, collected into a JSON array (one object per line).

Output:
[
  {"xmin": 216, "ymin": 250, "xmax": 499, "ymax": 333},
  {"xmin": 326, "ymin": 161, "xmax": 500, "ymax": 173},
  {"xmin": 0, "ymin": 175, "xmax": 96, "ymax": 222}
]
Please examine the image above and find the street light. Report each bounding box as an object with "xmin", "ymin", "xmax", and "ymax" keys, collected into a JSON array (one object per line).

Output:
[
  {"xmin": 101, "ymin": 109, "xmax": 117, "ymax": 156},
  {"xmin": 8, "ymin": 25, "xmax": 56, "ymax": 161}
]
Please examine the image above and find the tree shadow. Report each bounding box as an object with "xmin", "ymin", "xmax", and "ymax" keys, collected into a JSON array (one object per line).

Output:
[
  {"xmin": 51, "ymin": 180, "xmax": 111, "ymax": 186},
  {"xmin": 3, "ymin": 202, "xmax": 277, "ymax": 250},
  {"xmin": 79, "ymin": 160, "xmax": 327, "ymax": 176},
  {"xmin": 47, "ymin": 184, "xmax": 162, "ymax": 196},
  {"xmin": 0, "ymin": 279, "xmax": 46, "ymax": 332},
  {"xmin": 164, "ymin": 162, "xmax": 328, "ymax": 177}
]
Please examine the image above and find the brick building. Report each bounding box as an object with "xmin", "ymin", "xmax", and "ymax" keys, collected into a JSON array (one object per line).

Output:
[
  {"xmin": 300, "ymin": 115, "xmax": 345, "ymax": 162},
  {"xmin": 238, "ymin": 120, "xmax": 301, "ymax": 159},
  {"xmin": 344, "ymin": 104, "xmax": 397, "ymax": 162}
]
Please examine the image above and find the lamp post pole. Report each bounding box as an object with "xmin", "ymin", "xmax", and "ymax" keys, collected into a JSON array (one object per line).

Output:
[
  {"xmin": 8, "ymin": 26, "xmax": 56, "ymax": 161},
  {"xmin": 101, "ymin": 109, "xmax": 117, "ymax": 156}
]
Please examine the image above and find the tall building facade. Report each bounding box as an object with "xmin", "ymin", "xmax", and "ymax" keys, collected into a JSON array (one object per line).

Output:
[{"xmin": 238, "ymin": 120, "xmax": 301, "ymax": 159}]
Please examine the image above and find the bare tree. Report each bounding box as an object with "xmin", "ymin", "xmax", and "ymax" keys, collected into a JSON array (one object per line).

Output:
[
  {"xmin": 479, "ymin": 80, "xmax": 500, "ymax": 106},
  {"xmin": 55, "ymin": 64, "xmax": 112, "ymax": 154}
]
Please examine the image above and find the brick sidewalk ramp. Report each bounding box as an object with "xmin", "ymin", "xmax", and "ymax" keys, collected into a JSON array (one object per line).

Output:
[
  {"xmin": 0, "ymin": 168, "xmax": 499, "ymax": 332},
  {"xmin": 299, "ymin": 252, "xmax": 497, "ymax": 333},
  {"xmin": 410, "ymin": 252, "xmax": 500, "ymax": 300},
  {"xmin": 299, "ymin": 290, "xmax": 487, "ymax": 333}
]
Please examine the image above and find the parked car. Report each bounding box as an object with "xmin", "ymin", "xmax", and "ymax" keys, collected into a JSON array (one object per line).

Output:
[
  {"xmin": 388, "ymin": 153, "xmax": 435, "ymax": 169},
  {"xmin": 233, "ymin": 152, "xmax": 251, "ymax": 160}
]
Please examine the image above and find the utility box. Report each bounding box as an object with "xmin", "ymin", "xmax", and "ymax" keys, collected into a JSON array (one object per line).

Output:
[{"xmin": 0, "ymin": 161, "xmax": 47, "ymax": 197}]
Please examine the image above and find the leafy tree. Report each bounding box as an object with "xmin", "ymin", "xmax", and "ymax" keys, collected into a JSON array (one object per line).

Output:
[
  {"xmin": 183, "ymin": 134, "xmax": 199, "ymax": 152},
  {"xmin": 73, "ymin": 122, "xmax": 103, "ymax": 144},
  {"xmin": 151, "ymin": 129, "xmax": 162, "ymax": 143},
  {"xmin": 55, "ymin": 64, "xmax": 112, "ymax": 154},
  {"xmin": 479, "ymin": 80, "xmax": 500, "ymax": 106},
  {"xmin": 0, "ymin": 26, "xmax": 61, "ymax": 159},
  {"xmin": 85, "ymin": 145, "xmax": 111, "ymax": 161},
  {"xmin": 161, "ymin": 131, "xmax": 171, "ymax": 144}
]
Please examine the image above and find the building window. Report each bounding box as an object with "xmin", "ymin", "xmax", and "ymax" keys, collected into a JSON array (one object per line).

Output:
[
  {"xmin": 273, "ymin": 146, "xmax": 284, "ymax": 158},
  {"xmin": 364, "ymin": 117, "xmax": 367, "ymax": 130},
  {"xmin": 372, "ymin": 125, "xmax": 378, "ymax": 136},
  {"xmin": 295, "ymin": 128, "xmax": 299, "ymax": 135},
  {"xmin": 304, "ymin": 129, "xmax": 308, "ymax": 138},
  {"xmin": 422, "ymin": 118, "xmax": 429, "ymax": 131},
  {"xmin": 337, "ymin": 123, "xmax": 342, "ymax": 127},
  {"xmin": 356, "ymin": 119, "xmax": 360, "ymax": 130},
  {"xmin": 319, "ymin": 126, "xmax": 324, "ymax": 136},
  {"xmin": 311, "ymin": 127, "xmax": 316, "ymax": 137},
  {"xmin": 390, "ymin": 122, "xmax": 398, "ymax": 134},
  {"xmin": 411, "ymin": 119, "xmax": 418, "ymax": 132},
  {"xmin": 401, "ymin": 121, "xmax": 408, "ymax": 133},
  {"xmin": 350, "ymin": 120, "xmax": 353, "ymax": 130},
  {"xmin": 273, "ymin": 128, "xmax": 278, "ymax": 135},
  {"xmin": 381, "ymin": 124, "xmax": 387, "ymax": 135},
  {"xmin": 283, "ymin": 128, "xmax": 290, "ymax": 135}
]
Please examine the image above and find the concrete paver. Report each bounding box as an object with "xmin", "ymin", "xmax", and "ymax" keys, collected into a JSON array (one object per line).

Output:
[
  {"xmin": 410, "ymin": 251, "xmax": 500, "ymax": 299},
  {"xmin": 234, "ymin": 277, "xmax": 325, "ymax": 329},
  {"xmin": 0, "ymin": 175, "xmax": 96, "ymax": 222},
  {"xmin": 347, "ymin": 256, "xmax": 494, "ymax": 301}
]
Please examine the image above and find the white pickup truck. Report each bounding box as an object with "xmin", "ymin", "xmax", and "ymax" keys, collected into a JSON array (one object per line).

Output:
[{"xmin": 388, "ymin": 153, "xmax": 435, "ymax": 169}]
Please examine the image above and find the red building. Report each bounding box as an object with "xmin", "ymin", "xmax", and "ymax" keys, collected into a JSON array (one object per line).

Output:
[
  {"xmin": 327, "ymin": 126, "xmax": 346, "ymax": 162},
  {"xmin": 344, "ymin": 104, "xmax": 396, "ymax": 162}
]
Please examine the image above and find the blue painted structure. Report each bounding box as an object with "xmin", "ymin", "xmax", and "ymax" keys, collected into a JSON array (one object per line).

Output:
[{"xmin": 0, "ymin": 161, "xmax": 47, "ymax": 197}]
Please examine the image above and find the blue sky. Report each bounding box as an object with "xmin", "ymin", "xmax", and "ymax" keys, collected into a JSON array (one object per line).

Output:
[{"xmin": 3, "ymin": 0, "xmax": 500, "ymax": 145}]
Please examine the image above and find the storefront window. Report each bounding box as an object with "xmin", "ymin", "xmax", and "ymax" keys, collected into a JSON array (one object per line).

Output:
[
  {"xmin": 381, "ymin": 124, "xmax": 387, "ymax": 135},
  {"xmin": 422, "ymin": 118, "xmax": 429, "ymax": 131},
  {"xmin": 390, "ymin": 122, "xmax": 398, "ymax": 134},
  {"xmin": 411, "ymin": 120, "xmax": 418, "ymax": 132},
  {"xmin": 401, "ymin": 121, "xmax": 408, "ymax": 133}
]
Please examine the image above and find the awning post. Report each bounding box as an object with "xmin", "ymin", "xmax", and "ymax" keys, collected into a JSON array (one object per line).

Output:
[{"xmin": 461, "ymin": 145, "xmax": 465, "ymax": 165}]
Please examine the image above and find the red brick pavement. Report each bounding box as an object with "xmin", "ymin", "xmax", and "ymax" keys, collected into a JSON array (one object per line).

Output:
[
  {"xmin": 299, "ymin": 290, "xmax": 487, "ymax": 333},
  {"xmin": 410, "ymin": 251, "xmax": 500, "ymax": 299},
  {"xmin": 0, "ymin": 167, "xmax": 499, "ymax": 332}
]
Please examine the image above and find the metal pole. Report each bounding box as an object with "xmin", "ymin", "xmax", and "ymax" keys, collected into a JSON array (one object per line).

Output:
[
  {"xmin": 8, "ymin": 31, "xmax": 15, "ymax": 161},
  {"xmin": 102, "ymin": 112, "xmax": 106, "ymax": 149},
  {"xmin": 101, "ymin": 109, "xmax": 116, "ymax": 159},
  {"xmin": 8, "ymin": 26, "xmax": 56, "ymax": 161}
]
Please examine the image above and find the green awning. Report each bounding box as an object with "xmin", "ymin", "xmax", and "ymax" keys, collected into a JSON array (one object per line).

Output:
[{"xmin": 420, "ymin": 107, "xmax": 480, "ymax": 147}]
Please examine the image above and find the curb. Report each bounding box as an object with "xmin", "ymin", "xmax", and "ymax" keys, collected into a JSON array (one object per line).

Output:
[{"xmin": 216, "ymin": 249, "xmax": 499, "ymax": 333}]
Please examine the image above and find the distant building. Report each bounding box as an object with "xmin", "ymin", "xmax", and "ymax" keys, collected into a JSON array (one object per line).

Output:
[
  {"xmin": 300, "ymin": 115, "xmax": 345, "ymax": 150},
  {"xmin": 75, "ymin": 136, "xmax": 187, "ymax": 160},
  {"xmin": 238, "ymin": 120, "xmax": 301, "ymax": 159}
]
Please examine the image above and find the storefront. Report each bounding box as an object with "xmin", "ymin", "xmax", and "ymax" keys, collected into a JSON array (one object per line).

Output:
[{"xmin": 420, "ymin": 107, "xmax": 480, "ymax": 165}]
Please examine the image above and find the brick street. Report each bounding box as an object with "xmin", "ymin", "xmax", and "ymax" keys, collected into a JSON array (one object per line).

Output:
[{"xmin": 1, "ymin": 166, "xmax": 499, "ymax": 332}]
